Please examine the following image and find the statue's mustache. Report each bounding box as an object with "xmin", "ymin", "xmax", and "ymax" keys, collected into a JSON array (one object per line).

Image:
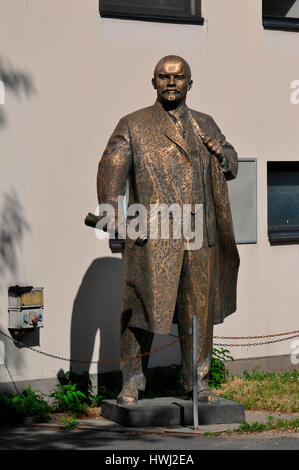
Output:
[{"xmin": 163, "ymin": 89, "xmax": 180, "ymax": 93}]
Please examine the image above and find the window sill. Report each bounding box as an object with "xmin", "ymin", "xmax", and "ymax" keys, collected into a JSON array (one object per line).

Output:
[
  {"xmin": 100, "ymin": 11, "xmax": 204, "ymax": 25},
  {"xmin": 268, "ymin": 225, "xmax": 299, "ymax": 245},
  {"xmin": 263, "ymin": 16, "xmax": 299, "ymax": 32}
]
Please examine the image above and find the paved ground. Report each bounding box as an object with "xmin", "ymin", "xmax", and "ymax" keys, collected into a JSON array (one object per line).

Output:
[
  {"xmin": 0, "ymin": 426, "xmax": 298, "ymax": 450},
  {"xmin": 0, "ymin": 410, "xmax": 298, "ymax": 451}
]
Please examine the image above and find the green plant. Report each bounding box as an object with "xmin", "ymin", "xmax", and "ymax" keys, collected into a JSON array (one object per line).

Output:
[
  {"xmin": 50, "ymin": 383, "xmax": 88, "ymax": 412},
  {"xmin": 89, "ymin": 385, "xmax": 119, "ymax": 406},
  {"xmin": 60, "ymin": 414, "xmax": 79, "ymax": 430},
  {"xmin": 0, "ymin": 387, "xmax": 52, "ymax": 426},
  {"xmin": 12, "ymin": 386, "xmax": 52, "ymax": 420},
  {"xmin": 66, "ymin": 370, "xmax": 95, "ymax": 401},
  {"xmin": 0, "ymin": 394, "xmax": 26, "ymax": 425},
  {"xmin": 59, "ymin": 371, "xmax": 118, "ymax": 407},
  {"xmin": 209, "ymin": 348, "xmax": 233, "ymax": 388}
]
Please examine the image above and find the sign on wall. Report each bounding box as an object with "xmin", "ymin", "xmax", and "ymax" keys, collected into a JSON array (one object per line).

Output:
[{"xmin": 228, "ymin": 158, "xmax": 257, "ymax": 244}]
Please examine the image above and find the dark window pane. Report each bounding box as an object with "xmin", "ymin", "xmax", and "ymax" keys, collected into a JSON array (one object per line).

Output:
[
  {"xmin": 268, "ymin": 162, "xmax": 299, "ymax": 228},
  {"xmin": 263, "ymin": 0, "xmax": 299, "ymax": 18},
  {"xmin": 100, "ymin": 0, "xmax": 201, "ymax": 18}
]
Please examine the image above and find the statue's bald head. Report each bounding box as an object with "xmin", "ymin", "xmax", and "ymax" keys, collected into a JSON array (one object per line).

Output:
[
  {"xmin": 153, "ymin": 55, "xmax": 192, "ymax": 80},
  {"xmin": 152, "ymin": 55, "xmax": 193, "ymax": 109}
]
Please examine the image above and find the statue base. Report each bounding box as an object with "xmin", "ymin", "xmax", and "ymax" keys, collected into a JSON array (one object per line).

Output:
[{"xmin": 101, "ymin": 397, "xmax": 245, "ymax": 428}]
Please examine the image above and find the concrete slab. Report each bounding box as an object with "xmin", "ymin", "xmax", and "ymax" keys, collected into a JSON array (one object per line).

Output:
[
  {"xmin": 101, "ymin": 396, "xmax": 245, "ymax": 427},
  {"xmin": 75, "ymin": 419, "xmax": 242, "ymax": 434},
  {"xmin": 31, "ymin": 410, "xmax": 299, "ymax": 436}
]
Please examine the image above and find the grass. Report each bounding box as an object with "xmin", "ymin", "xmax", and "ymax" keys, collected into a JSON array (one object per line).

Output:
[
  {"xmin": 237, "ymin": 416, "xmax": 299, "ymax": 433},
  {"xmin": 204, "ymin": 416, "xmax": 299, "ymax": 436},
  {"xmin": 216, "ymin": 370, "xmax": 299, "ymax": 413}
]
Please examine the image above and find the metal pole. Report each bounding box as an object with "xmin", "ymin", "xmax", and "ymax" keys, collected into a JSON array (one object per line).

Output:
[{"xmin": 192, "ymin": 315, "xmax": 199, "ymax": 430}]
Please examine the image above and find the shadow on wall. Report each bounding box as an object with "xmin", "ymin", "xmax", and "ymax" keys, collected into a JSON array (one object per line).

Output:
[
  {"xmin": 0, "ymin": 189, "xmax": 30, "ymax": 286},
  {"xmin": 0, "ymin": 59, "xmax": 37, "ymax": 374},
  {"xmin": 0, "ymin": 57, "xmax": 36, "ymax": 128},
  {"xmin": 0, "ymin": 190, "xmax": 30, "ymax": 392},
  {"xmin": 69, "ymin": 256, "xmax": 124, "ymax": 384}
]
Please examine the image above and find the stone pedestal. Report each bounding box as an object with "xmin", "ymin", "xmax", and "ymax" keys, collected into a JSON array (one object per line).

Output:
[{"xmin": 101, "ymin": 397, "xmax": 245, "ymax": 428}]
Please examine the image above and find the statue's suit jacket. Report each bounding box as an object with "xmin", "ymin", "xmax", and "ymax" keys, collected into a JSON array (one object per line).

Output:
[{"xmin": 97, "ymin": 101, "xmax": 240, "ymax": 334}]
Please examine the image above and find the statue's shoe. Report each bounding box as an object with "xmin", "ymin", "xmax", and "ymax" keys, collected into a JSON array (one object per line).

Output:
[
  {"xmin": 197, "ymin": 388, "xmax": 219, "ymax": 403},
  {"xmin": 117, "ymin": 384, "xmax": 138, "ymax": 405}
]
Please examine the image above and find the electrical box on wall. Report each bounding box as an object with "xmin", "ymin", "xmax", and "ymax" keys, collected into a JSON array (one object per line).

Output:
[{"xmin": 8, "ymin": 286, "xmax": 44, "ymax": 330}]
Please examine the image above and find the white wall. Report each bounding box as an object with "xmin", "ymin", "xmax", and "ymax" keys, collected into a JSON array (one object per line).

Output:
[{"xmin": 0, "ymin": 0, "xmax": 298, "ymax": 386}]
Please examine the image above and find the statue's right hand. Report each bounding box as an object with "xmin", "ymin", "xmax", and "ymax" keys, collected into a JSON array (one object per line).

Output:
[
  {"xmin": 107, "ymin": 218, "xmax": 126, "ymax": 240},
  {"xmin": 106, "ymin": 217, "xmax": 116, "ymax": 233}
]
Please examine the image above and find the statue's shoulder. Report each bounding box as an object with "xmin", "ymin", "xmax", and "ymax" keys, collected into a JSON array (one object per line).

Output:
[
  {"xmin": 188, "ymin": 108, "xmax": 215, "ymax": 126},
  {"xmin": 120, "ymin": 105, "xmax": 154, "ymax": 124}
]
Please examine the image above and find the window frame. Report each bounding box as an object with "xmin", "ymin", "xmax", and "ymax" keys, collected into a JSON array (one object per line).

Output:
[
  {"xmin": 263, "ymin": 15, "xmax": 299, "ymax": 32},
  {"xmin": 267, "ymin": 161, "xmax": 299, "ymax": 245},
  {"xmin": 99, "ymin": 0, "xmax": 204, "ymax": 25},
  {"xmin": 263, "ymin": 0, "xmax": 299, "ymax": 32}
]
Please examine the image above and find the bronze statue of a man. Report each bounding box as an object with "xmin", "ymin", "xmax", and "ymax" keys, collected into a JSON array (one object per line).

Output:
[{"xmin": 97, "ymin": 55, "xmax": 239, "ymax": 404}]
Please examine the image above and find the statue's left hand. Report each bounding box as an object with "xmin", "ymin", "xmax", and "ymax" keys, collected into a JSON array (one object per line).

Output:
[{"xmin": 203, "ymin": 137, "xmax": 223, "ymax": 162}]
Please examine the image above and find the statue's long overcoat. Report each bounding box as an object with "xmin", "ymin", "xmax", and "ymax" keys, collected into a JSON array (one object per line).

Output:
[{"xmin": 97, "ymin": 101, "xmax": 240, "ymax": 335}]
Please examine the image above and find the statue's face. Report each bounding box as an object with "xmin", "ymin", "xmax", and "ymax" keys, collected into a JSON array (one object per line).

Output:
[{"xmin": 152, "ymin": 57, "xmax": 192, "ymax": 108}]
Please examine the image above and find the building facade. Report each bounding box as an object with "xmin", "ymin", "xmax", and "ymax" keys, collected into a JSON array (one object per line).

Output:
[{"xmin": 0, "ymin": 0, "xmax": 298, "ymax": 393}]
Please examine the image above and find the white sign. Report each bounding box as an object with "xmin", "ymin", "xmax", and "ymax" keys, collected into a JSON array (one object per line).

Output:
[
  {"xmin": 290, "ymin": 339, "xmax": 299, "ymax": 365},
  {"xmin": 290, "ymin": 80, "xmax": 299, "ymax": 105}
]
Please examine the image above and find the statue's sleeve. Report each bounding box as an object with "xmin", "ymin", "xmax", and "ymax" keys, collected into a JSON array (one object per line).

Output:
[
  {"xmin": 208, "ymin": 116, "xmax": 238, "ymax": 181},
  {"xmin": 97, "ymin": 117, "xmax": 132, "ymax": 214}
]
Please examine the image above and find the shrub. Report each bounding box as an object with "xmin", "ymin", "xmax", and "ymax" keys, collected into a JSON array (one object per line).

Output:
[
  {"xmin": 57, "ymin": 371, "xmax": 118, "ymax": 407},
  {"xmin": 12, "ymin": 386, "xmax": 52, "ymax": 419},
  {"xmin": 0, "ymin": 387, "xmax": 52, "ymax": 426},
  {"xmin": 209, "ymin": 348, "xmax": 233, "ymax": 388},
  {"xmin": 50, "ymin": 382, "xmax": 88, "ymax": 413},
  {"xmin": 0, "ymin": 395, "xmax": 26, "ymax": 425}
]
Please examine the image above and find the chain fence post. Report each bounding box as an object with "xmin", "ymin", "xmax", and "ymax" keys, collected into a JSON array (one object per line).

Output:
[{"xmin": 192, "ymin": 315, "xmax": 199, "ymax": 430}]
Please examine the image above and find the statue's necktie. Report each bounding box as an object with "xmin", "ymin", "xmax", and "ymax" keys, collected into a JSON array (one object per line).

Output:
[{"xmin": 168, "ymin": 108, "xmax": 187, "ymax": 139}]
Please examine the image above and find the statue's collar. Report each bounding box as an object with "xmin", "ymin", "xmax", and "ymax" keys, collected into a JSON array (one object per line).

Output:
[
  {"xmin": 154, "ymin": 100, "xmax": 188, "ymax": 119},
  {"xmin": 168, "ymin": 103, "xmax": 188, "ymax": 122}
]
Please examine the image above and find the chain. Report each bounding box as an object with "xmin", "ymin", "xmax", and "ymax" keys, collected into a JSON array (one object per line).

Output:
[
  {"xmin": 169, "ymin": 329, "xmax": 299, "ymax": 340},
  {"xmin": 0, "ymin": 329, "xmax": 188, "ymax": 364},
  {"xmin": 212, "ymin": 330, "xmax": 299, "ymax": 340},
  {"xmin": 213, "ymin": 334, "xmax": 299, "ymax": 347},
  {"xmin": 0, "ymin": 328, "xmax": 298, "ymax": 364},
  {"xmin": 4, "ymin": 362, "xmax": 19, "ymax": 394}
]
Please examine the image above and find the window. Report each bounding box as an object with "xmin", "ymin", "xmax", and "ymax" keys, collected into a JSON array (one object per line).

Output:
[
  {"xmin": 99, "ymin": 0, "xmax": 203, "ymax": 25},
  {"xmin": 267, "ymin": 162, "xmax": 299, "ymax": 244},
  {"xmin": 263, "ymin": 0, "xmax": 299, "ymax": 32}
]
